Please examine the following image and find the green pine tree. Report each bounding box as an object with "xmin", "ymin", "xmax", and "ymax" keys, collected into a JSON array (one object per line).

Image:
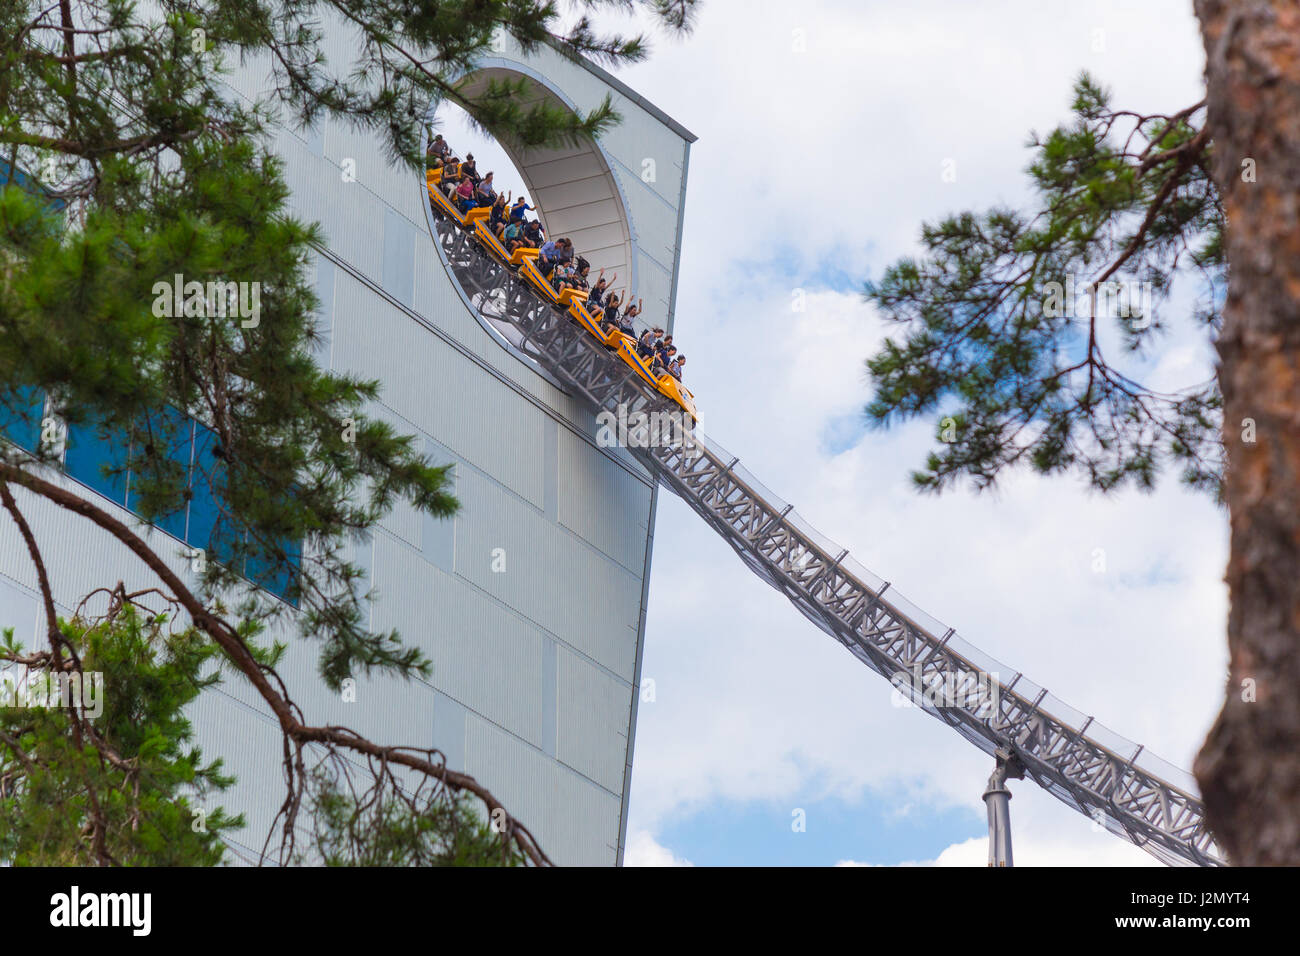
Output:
[
  {"xmin": 0, "ymin": 0, "xmax": 699, "ymax": 866},
  {"xmin": 0, "ymin": 607, "xmax": 242, "ymax": 865},
  {"xmin": 864, "ymin": 73, "xmax": 1223, "ymax": 498},
  {"xmin": 304, "ymin": 766, "xmax": 527, "ymax": 867},
  {"xmin": 866, "ymin": 3, "xmax": 1300, "ymax": 864}
]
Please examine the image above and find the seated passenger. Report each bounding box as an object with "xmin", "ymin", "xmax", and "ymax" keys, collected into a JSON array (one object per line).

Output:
[
  {"xmin": 649, "ymin": 352, "xmax": 667, "ymax": 377},
  {"xmin": 570, "ymin": 258, "xmax": 591, "ymax": 293},
  {"xmin": 475, "ymin": 172, "xmax": 497, "ymax": 207},
  {"xmin": 674, "ymin": 355, "xmax": 686, "ymax": 380},
  {"xmin": 460, "ymin": 153, "xmax": 479, "ymax": 184},
  {"xmin": 522, "ymin": 219, "xmax": 544, "ymax": 248},
  {"xmin": 510, "ymin": 197, "xmax": 534, "ymax": 222},
  {"xmin": 427, "ymin": 133, "xmax": 451, "ymax": 168},
  {"xmin": 501, "ymin": 220, "xmax": 525, "ymax": 253},
  {"xmin": 538, "ymin": 238, "xmax": 563, "ymax": 276},
  {"xmin": 489, "ymin": 194, "xmax": 510, "ymax": 235},
  {"xmin": 600, "ymin": 293, "xmax": 622, "ymax": 336},
  {"xmin": 440, "ymin": 168, "xmax": 461, "ymax": 199},
  {"xmin": 668, "ymin": 354, "xmax": 684, "ymax": 381},
  {"xmin": 546, "ymin": 239, "xmax": 573, "ymax": 278},
  {"xmin": 637, "ymin": 327, "xmax": 659, "ymax": 358},
  {"xmin": 454, "ymin": 176, "xmax": 476, "ymax": 213},
  {"xmin": 588, "ymin": 270, "xmax": 614, "ymax": 309},
  {"xmin": 617, "ymin": 309, "xmax": 635, "ymax": 337},
  {"xmin": 551, "ymin": 261, "xmax": 575, "ymax": 294},
  {"xmin": 655, "ymin": 334, "xmax": 675, "ymax": 364}
]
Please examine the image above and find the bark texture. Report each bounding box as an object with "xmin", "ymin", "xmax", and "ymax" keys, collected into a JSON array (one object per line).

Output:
[{"xmin": 1194, "ymin": 0, "xmax": 1300, "ymax": 865}]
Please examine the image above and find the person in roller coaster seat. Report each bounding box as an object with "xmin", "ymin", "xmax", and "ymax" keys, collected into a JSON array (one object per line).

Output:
[
  {"xmin": 459, "ymin": 153, "xmax": 479, "ymax": 185},
  {"xmin": 599, "ymin": 292, "xmax": 622, "ymax": 338},
  {"xmin": 571, "ymin": 258, "xmax": 591, "ymax": 291},
  {"xmin": 588, "ymin": 270, "xmax": 614, "ymax": 310},
  {"xmin": 522, "ymin": 219, "xmax": 544, "ymax": 248},
  {"xmin": 557, "ymin": 237, "xmax": 575, "ymax": 268},
  {"xmin": 454, "ymin": 175, "xmax": 476, "ymax": 213},
  {"xmin": 536, "ymin": 237, "xmax": 560, "ymax": 275},
  {"xmin": 654, "ymin": 334, "xmax": 674, "ymax": 366},
  {"xmin": 621, "ymin": 316, "xmax": 637, "ymax": 341},
  {"xmin": 603, "ymin": 291, "xmax": 621, "ymax": 319},
  {"xmin": 475, "ymin": 172, "xmax": 498, "ymax": 207},
  {"xmin": 637, "ymin": 326, "xmax": 662, "ymax": 359},
  {"xmin": 489, "ymin": 193, "xmax": 511, "ymax": 236},
  {"xmin": 510, "ymin": 196, "xmax": 534, "ymax": 222},
  {"xmin": 440, "ymin": 165, "xmax": 461, "ymax": 199},
  {"xmin": 661, "ymin": 344, "xmax": 678, "ymax": 371},
  {"xmin": 501, "ymin": 219, "xmax": 526, "ymax": 253},
  {"xmin": 537, "ymin": 237, "xmax": 571, "ymax": 277},
  {"xmin": 427, "ymin": 133, "xmax": 450, "ymax": 169},
  {"xmin": 669, "ymin": 354, "xmax": 684, "ymax": 381},
  {"xmin": 551, "ymin": 259, "xmax": 578, "ymax": 296},
  {"xmin": 621, "ymin": 298, "xmax": 642, "ymax": 326}
]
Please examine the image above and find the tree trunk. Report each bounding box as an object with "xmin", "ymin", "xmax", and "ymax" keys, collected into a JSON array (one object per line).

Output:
[{"xmin": 1194, "ymin": 0, "xmax": 1300, "ymax": 865}]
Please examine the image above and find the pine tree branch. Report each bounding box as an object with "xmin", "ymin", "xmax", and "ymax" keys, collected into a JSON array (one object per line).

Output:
[{"xmin": 0, "ymin": 460, "xmax": 553, "ymax": 865}]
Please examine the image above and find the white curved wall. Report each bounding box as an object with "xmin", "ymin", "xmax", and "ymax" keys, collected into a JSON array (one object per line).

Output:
[
  {"xmin": 458, "ymin": 39, "xmax": 696, "ymax": 334},
  {"xmin": 226, "ymin": 28, "xmax": 694, "ymax": 865}
]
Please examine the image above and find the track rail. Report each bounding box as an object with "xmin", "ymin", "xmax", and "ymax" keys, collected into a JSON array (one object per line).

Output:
[{"xmin": 429, "ymin": 207, "xmax": 1225, "ymax": 867}]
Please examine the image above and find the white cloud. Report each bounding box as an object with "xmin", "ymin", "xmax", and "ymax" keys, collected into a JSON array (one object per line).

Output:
[
  {"xmin": 626, "ymin": 271, "xmax": 1226, "ymax": 849},
  {"xmin": 837, "ymin": 831, "xmax": 1164, "ymax": 867},
  {"xmin": 624, "ymin": 829, "xmax": 695, "ymax": 867},
  {"xmin": 613, "ymin": 0, "xmax": 1223, "ymax": 867},
  {"xmin": 440, "ymin": 0, "xmax": 1223, "ymax": 866}
]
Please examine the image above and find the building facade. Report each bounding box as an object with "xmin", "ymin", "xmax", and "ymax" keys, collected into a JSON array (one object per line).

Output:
[{"xmin": 0, "ymin": 29, "xmax": 693, "ymax": 866}]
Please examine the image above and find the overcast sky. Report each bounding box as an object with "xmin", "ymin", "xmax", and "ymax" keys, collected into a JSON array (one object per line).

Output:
[{"xmin": 450, "ymin": 0, "xmax": 1222, "ymax": 867}]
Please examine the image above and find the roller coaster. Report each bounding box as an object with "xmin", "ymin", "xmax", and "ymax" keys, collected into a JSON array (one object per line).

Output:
[
  {"xmin": 423, "ymin": 161, "xmax": 1226, "ymax": 868},
  {"xmin": 428, "ymin": 165, "xmax": 699, "ymax": 424}
]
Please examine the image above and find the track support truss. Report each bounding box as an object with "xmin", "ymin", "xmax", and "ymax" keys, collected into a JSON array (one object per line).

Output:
[{"xmin": 428, "ymin": 205, "xmax": 1226, "ymax": 867}]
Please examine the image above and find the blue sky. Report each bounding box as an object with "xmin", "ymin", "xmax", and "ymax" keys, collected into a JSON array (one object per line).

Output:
[
  {"xmin": 655, "ymin": 790, "xmax": 982, "ymax": 867},
  {"xmin": 449, "ymin": 0, "xmax": 1221, "ymax": 867}
]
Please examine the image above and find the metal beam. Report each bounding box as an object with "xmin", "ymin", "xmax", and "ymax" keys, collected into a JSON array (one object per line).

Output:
[{"xmin": 428, "ymin": 207, "xmax": 1226, "ymax": 867}]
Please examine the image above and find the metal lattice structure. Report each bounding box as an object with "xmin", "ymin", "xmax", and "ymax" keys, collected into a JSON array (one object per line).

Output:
[{"xmin": 429, "ymin": 207, "xmax": 1226, "ymax": 867}]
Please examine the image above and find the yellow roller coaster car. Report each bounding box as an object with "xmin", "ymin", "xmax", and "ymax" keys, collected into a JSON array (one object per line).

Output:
[
  {"xmin": 518, "ymin": 257, "xmax": 559, "ymax": 303},
  {"xmin": 426, "ymin": 162, "xmax": 460, "ymax": 185},
  {"xmin": 473, "ymin": 220, "xmax": 511, "ymax": 265},
  {"xmin": 433, "ymin": 190, "xmax": 699, "ymax": 424},
  {"xmin": 563, "ymin": 297, "xmax": 698, "ymax": 424},
  {"xmin": 427, "ymin": 174, "xmax": 467, "ymax": 225}
]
